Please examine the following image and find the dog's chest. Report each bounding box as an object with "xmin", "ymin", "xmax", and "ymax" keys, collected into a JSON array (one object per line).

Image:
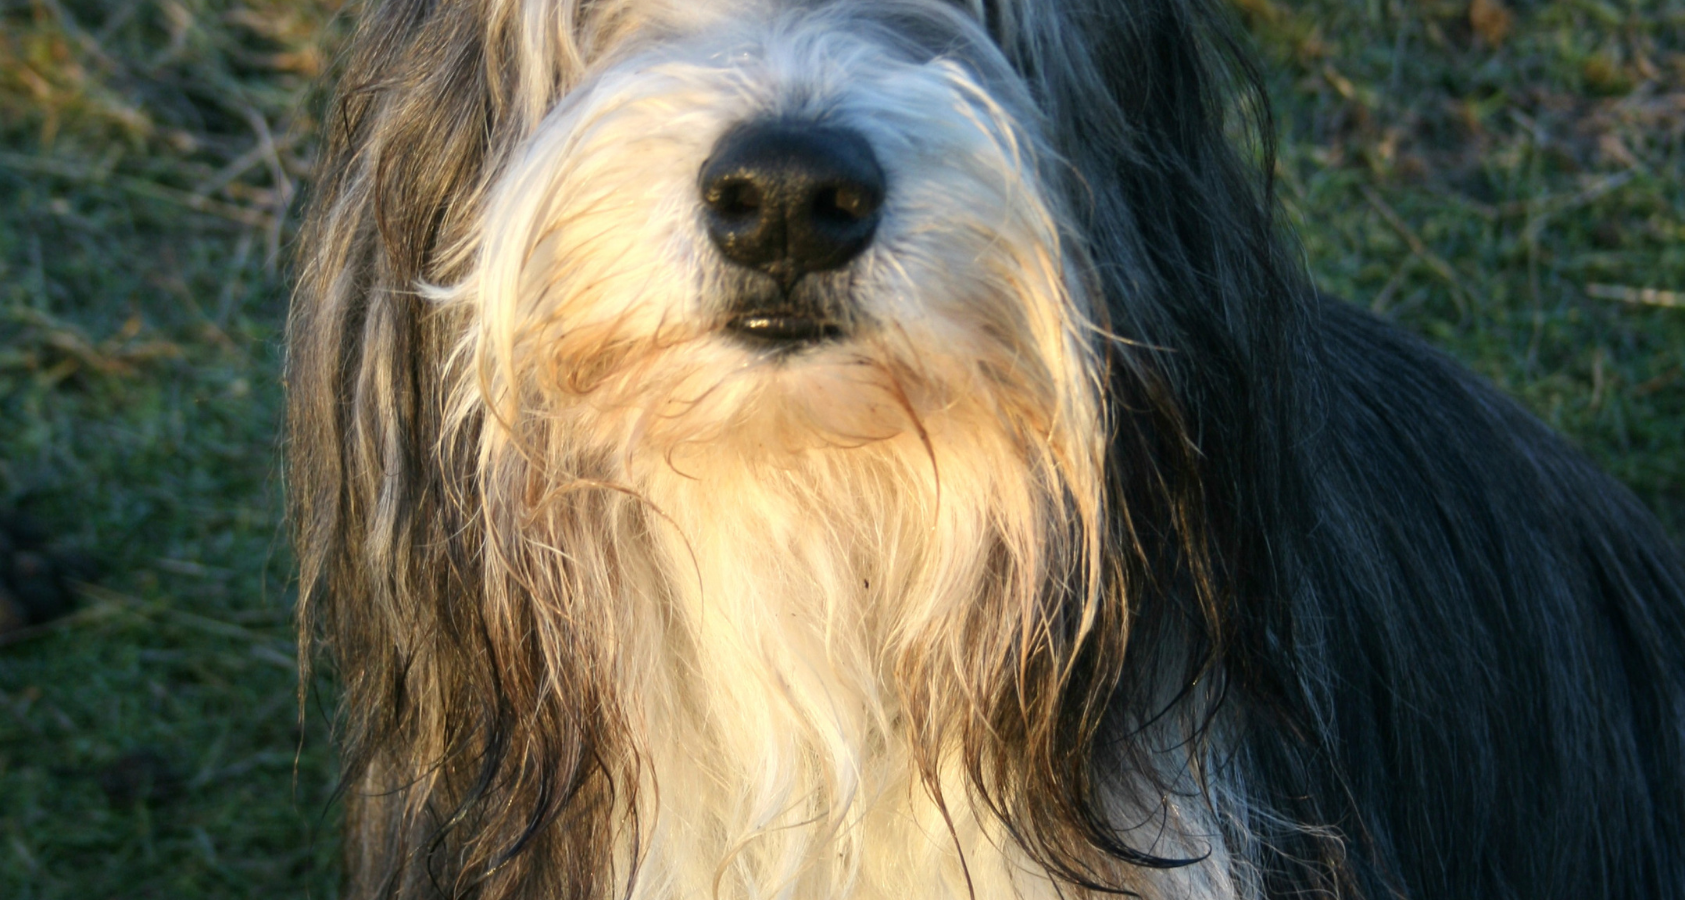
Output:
[{"xmin": 613, "ymin": 464, "xmax": 1066, "ymax": 900}]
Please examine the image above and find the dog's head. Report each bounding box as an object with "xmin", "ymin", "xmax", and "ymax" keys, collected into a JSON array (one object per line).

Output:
[{"xmin": 290, "ymin": 1, "xmax": 1309, "ymax": 896}]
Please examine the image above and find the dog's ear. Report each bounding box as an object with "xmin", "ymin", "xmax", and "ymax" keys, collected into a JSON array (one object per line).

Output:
[
  {"xmin": 962, "ymin": 0, "xmax": 1363, "ymax": 893},
  {"xmin": 289, "ymin": 0, "xmax": 504, "ymax": 752},
  {"xmin": 288, "ymin": 0, "xmax": 486, "ymax": 892},
  {"xmin": 289, "ymin": 3, "xmax": 630, "ymax": 898}
]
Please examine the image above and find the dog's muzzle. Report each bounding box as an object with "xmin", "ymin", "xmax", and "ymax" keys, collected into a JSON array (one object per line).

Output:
[{"xmin": 700, "ymin": 121, "xmax": 884, "ymax": 345}]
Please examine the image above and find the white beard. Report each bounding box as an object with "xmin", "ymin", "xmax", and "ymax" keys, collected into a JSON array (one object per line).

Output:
[{"xmin": 621, "ymin": 401, "xmax": 1057, "ymax": 900}]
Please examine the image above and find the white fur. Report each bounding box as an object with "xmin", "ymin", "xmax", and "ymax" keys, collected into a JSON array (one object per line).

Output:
[{"xmin": 427, "ymin": 5, "xmax": 1244, "ymax": 898}]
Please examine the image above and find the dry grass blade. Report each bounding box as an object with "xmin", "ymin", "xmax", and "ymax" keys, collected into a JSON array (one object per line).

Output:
[
  {"xmin": 1359, "ymin": 184, "xmax": 1473, "ymax": 317},
  {"xmin": 0, "ymin": 151, "xmax": 273, "ymax": 227},
  {"xmin": 3, "ymin": 305, "xmax": 183, "ymax": 379},
  {"xmin": 1585, "ymin": 284, "xmax": 1684, "ymax": 310}
]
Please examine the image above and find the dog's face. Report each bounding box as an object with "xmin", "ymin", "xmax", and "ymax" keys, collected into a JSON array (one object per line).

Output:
[{"xmin": 444, "ymin": 1, "xmax": 1101, "ymax": 472}]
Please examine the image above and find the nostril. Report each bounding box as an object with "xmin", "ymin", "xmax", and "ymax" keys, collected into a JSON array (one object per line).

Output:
[
  {"xmin": 812, "ymin": 183, "xmax": 878, "ymax": 224},
  {"xmin": 707, "ymin": 178, "xmax": 762, "ymax": 219}
]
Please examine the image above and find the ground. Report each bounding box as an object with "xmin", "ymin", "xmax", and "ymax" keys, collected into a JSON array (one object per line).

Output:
[{"xmin": 0, "ymin": 0, "xmax": 1679, "ymax": 896}]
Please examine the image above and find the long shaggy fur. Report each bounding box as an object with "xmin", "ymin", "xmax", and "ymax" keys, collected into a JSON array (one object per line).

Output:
[{"xmin": 288, "ymin": 1, "xmax": 1685, "ymax": 898}]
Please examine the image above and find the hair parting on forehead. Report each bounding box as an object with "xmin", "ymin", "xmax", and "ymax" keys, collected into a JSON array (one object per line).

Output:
[{"xmin": 288, "ymin": 0, "xmax": 1344, "ymax": 897}]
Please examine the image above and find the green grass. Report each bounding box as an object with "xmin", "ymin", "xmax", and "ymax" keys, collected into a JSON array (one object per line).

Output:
[
  {"xmin": 0, "ymin": 0, "xmax": 341, "ymax": 895},
  {"xmin": 0, "ymin": 0, "xmax": 1679, "ymax": 896},
  {"xmin": 1244, "ymin": 0, "xmax": 1685, "ymax": 531}
]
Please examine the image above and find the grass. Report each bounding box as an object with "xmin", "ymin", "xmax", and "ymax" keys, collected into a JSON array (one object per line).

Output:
[
  {"xmin": 0, "ymin": 0, "xmax": 341, "ymax": 895},
  {"xmin": 1244, "ymin": 0, "xmax": 1685, "ymax": 531},
  {"xmin": 0, "ymin": 0, "xmax": 1679, "ymax": 896}
]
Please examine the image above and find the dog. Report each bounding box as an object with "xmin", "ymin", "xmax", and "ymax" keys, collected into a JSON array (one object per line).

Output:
[{"xmin": 286, "ymin": 1, "xmax": 1685, "ymax": 898}]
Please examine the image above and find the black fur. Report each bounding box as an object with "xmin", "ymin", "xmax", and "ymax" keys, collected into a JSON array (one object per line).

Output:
[
  {"xmin": 1215, "ymin": 298, "xmax": 1685, "ymax": 898},
  {"xmin": 1052, "ymin": 2, "xmax": 1685, "ymax": 897}
]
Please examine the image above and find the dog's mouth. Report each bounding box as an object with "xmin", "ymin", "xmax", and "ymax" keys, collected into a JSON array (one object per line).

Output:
[
  {"xmin": 721, "ymin": 272, "xmax": 852, "ymax": 348},
  {"xmin": 726, "ymin": 313, "xmax": 845, "ymax": 345}
]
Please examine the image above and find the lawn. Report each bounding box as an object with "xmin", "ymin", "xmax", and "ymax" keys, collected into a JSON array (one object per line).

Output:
[{"xmin": 0, "ymin": 0, "xmax": 1679, "ymax": 896}]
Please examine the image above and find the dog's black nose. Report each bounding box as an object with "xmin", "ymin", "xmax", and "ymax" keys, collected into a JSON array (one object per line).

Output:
[{"xmin": 700, "ymin": 122, "xmax": 885, "ymax": 289}]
